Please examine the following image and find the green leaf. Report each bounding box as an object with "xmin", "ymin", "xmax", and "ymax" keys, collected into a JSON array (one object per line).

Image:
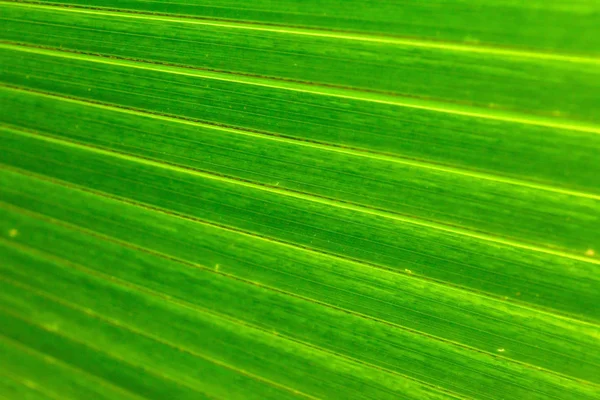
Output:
[
  {"xmin": 1, "ymin": 1, "xmax": 599, "ymax": 399},
  {"xmin": 3, "ymin": 3, "xmax": 600, "ymax": 121}
]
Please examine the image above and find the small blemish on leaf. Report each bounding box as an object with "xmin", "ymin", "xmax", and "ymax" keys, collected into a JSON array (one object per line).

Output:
[
  {"xmin": 585, "ymin": 249, "xmax": 595, "ymax": 257},
  {"xmin": 8, "ymin": 229, "xmax": 18, "ymax": 238},
  {"xmin": 24, "ymin": 380, "xmax": 38, "ymax": 389}
]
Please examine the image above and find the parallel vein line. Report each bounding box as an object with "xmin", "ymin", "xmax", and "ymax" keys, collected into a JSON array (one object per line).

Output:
[
  {"xmin": 1, "ymin": 170, "xmax": 598, "ymax": 328},
  {"xmin": 4, "ymin": 193, "xmax": 598, "ymax": 344},
  {"xmin": 0, "ymin": 245, "xmax": 582, "ymax": 399},
  {"xmin": 2, "ymin": 0, "xmax": 598, "ymax": 64},
  {"xmin": 0, "ymin": 370, "xmax": 64, "ymax": 400},
  {"xmin": 2, "ymin": 235, "xmax": 598, "ymax": 388},
  {"xmin": 0, "ymin": 304, "xmax": 224, "ymax": 400},
  {"xmin": 5, "ymin": 122, "xmax": 599, "ymax": 273},
  {"xmin": 0, "ymin": 246, "xmax": 320, "ymax": 399},
  {"xmin": 5, "ymin": 199, "xmax": 600, "ymax": 341},
  {"xmin": 2, "ymin": 42, "xmax": 599, "ymax": 136},
  {"xmin": 0, "ymin": 272, "xmax": 467, "ymax": 400},
  {"xmin": 2, "ymin": 84, "xmax": 598, "ymax": 201},
  {"xmin": 0, "ymin": 333, "xmax": 147, "ymax": 400},
  {"xmin": 3, "ymin": 125, "xmax": 598, "ymax": 264}
]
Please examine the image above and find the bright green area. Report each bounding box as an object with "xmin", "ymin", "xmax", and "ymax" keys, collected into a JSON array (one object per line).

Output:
[
  {"xmin": 19, "ymin": 0, "xmax": 600, "ymax": 53},
  {"xmin": 0, "ymin": 244, "xmax": 455, "ymax": 400},
  {"xmin": 1, "ymin": 87, "xmax": 598, "ymax": 254},
  {"xmin": 1, "ymin": 131, "xmax": 598, "ymax": 323},
  {"xmin": 0, "ymin": 200, "xmax": 598, "ymax": 399},
  {"xmin": 2, "ymin": 3, "xmax": 600, "ymax": 121},
  {"xmin": 2, "ymin": 46, "xmax": 600, "ymax": 196},
  {"xmin": 0, "ymin": 335, "xmax": 142, "ymax": 400},
  {"xmin": 1, "ymin": 176, "xmax": 599, "ymax": 386},
  {"xmin": 1, "ymin": 1, "xmax": 599, "ymax": 399},
  {"xmin": 0, "ymin": 372, "xmax": 57, "ymax": 400}
]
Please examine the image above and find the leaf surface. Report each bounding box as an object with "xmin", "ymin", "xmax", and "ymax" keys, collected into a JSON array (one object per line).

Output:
[{"xmin": 1, "ymin": 1, "xmax": 599, "ymax": 399}]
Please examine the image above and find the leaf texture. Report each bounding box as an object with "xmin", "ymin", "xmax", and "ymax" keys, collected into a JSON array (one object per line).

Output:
[{"xmin": 0, "ymin": 1, "xmax": 599, "ymax": 399}]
